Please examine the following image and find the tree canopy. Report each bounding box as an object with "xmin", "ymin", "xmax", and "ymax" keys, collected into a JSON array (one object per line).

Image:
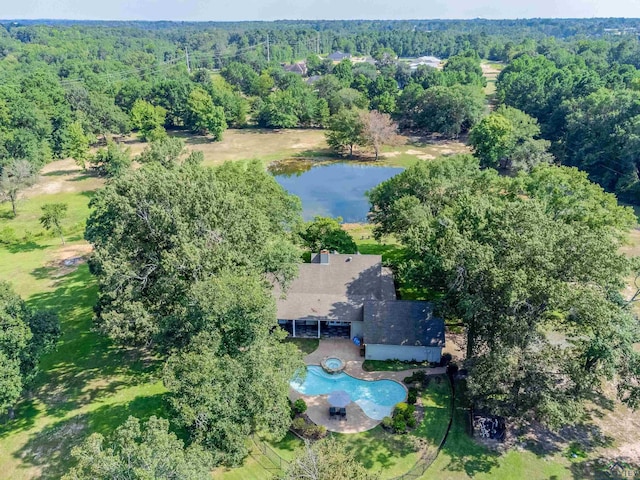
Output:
[
  {"xmin": 63, "ymin": 416, "xmax": 212, "ymax": 480},
  {"xmin": 368, "ymin": 156, "xmax": 640, "ymax": 425},
  {"xmin": 0, "ymin": 282, "xmax": 60, "ymax": 415}
]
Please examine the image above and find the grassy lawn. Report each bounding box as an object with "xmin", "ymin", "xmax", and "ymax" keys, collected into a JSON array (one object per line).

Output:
[
  {"xmin": 0, "ymin": 191, "xmax": 166, "ymax": 479},
  {"xmin": 362, "ymin": 359, "xmax": 431, "ymax": 372},
  {"xmin": 422, "ymin": 383, "xmax": 572, "ymax": 480},
  {"xmin": 285, "ymin": 337, "xmax": 320, "ymax": 355},
  {"xmin": 215, "ymin": 432, "xmax": 303, "ymax": 479}
]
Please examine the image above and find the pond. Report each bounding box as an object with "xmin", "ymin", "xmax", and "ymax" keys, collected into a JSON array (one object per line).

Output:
[{"xmin": 270, "ymin": 160, "xmax": 404, "ymax": 222}]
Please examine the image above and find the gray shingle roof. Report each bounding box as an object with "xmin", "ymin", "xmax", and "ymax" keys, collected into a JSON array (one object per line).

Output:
[
  {"xmin": 363, "ymin": 300, "xmax": 445, "ymax": 347},
  {"xmin": 274, "ymin": 253, "xmax": 395, "ymax": 322}
]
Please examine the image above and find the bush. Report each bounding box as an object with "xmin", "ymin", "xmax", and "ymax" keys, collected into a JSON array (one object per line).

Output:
[
  {"xmin": 292, "ymin": 417, "xmax": 306, "ymax": 431},
  {"xmin": 407, "ymin": 416, "xmax": 417, "ymax": 428},
  {"xmin": 381, "ymin": 416, "xmax": 393, "ymax": 429},
  {"xmin": 293, "ymin": 398, "xmax": 307, "ymax": 414},
  {"xmin": 403, "ymin": 370, "xmax": 427, "ymax": 384},
  {"xmin": 307, "ymin": 424, "xmax": 327, "ymax": 439},
  {"xmin": 0, "ymin": 227, "xmax": 17, "ymax": 245},
  {"xmin": 407, "ymin": 388, "xmax": 418, "ymax": 405},
  {"xmin": 392, "ymin": 418, "xmax": 407, "ymax": 433}
]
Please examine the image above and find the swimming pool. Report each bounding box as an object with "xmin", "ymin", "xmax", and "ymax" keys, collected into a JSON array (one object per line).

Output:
[{"xmin": 290, "ymin": 366, "xmax": 406, "ymax": 420}]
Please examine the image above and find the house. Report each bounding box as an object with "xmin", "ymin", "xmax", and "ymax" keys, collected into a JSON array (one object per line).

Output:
[
  {"xmin": 283, "ymin": 61, "xmax": 307, "ymax": 75},
  {"xmin": 408, "ymin": 55, "xmax": 442, "ymax": 71},
  {"xmin": 327, "ymin": 51, "xmax": 352, "ymax": 62},
  {"xmin": 274, "ymin": 251, "xmax": 445, "ymax": 363}
]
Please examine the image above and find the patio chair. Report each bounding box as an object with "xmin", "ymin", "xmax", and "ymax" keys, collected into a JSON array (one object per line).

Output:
[
  {"xmin": 339, "ymin": 407, "xmax": 346, "ymax": 420},
  {"xmin": 329, "ymin": 407, "xmax": 337, "ymax": 419}
]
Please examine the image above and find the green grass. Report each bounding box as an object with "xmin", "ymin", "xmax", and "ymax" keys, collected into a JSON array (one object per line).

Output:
[
  {"xmin": 285, "ymin": 337, "xmax": 319, "ymax": 355},
  {"xmin": 421, "ymin": 383, "xmax": 572, "ymax": 480},
  {"xmin": 0, "ymin": 191, "xmax": 166, "ymax": 480},
  {"xmin": 216, "ymin": 432, "xmax": 303, "ymax": 479},
  {"xmin": 362, "ymin": 359, "xmax": 431, "ymax": 372}
]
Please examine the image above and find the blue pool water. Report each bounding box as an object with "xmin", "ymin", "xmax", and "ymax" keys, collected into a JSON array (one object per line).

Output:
[{"xmin": 290, "ymin": 366, "xmax": 406, "ymax": 420}]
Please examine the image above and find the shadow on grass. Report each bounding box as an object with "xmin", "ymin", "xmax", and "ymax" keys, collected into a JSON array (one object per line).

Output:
[
  {"xmin": 5, "ymin": 241, "xmax": 48, "ymax": 254},
  {"xmin": 335, "ymin": 426, "xmax": 419, "ymax": 473},
  {"xmin": 570, "ymin": 456, "xmax": 640, "ymax": 479},
  {"xmin": 43, "ymin": 169, "xmax": 81, "ymax": 177},
  {"xmin": 15, "ymin": 392, "xmax": 168, "ymax": 479},
  {"xmin": 24, "ymin": 265, "xmax": 163, "ymax": 416}
]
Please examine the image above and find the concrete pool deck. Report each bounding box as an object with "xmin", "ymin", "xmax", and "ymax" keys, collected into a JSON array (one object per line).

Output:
[{"xmin": 289, "ymin": 339, "xmax": 446, "ymax": 433}]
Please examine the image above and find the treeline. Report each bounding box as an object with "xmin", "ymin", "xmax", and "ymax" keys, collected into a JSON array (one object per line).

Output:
[{"xmin": 494, "ymin": 38, "xmax": 640, "ymax": 202}]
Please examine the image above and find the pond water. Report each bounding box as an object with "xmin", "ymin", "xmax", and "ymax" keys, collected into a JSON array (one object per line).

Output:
[{"xmin": 270, "ymin": 161, "xmax": 404, "ymax": 222}]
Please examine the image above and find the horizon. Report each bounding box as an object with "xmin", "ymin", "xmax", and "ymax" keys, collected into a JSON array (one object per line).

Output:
[{"xmin": 2, "ymin": 0, "xmax": 640, "ymax": 23}]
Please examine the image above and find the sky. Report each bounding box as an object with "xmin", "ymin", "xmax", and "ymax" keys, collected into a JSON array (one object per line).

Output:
[{"xmin": 1, "ymin": 0, "xmax": 640, "ymax": 21}]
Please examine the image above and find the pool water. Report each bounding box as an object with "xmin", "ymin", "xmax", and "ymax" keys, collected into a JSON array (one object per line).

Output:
[
  {"xmin": 290, "ymin": 366, "xmax": 406, "ymax": 420},
  {"xmin": 325, "ymin": 357, "xmax": 343, "ymax": 370}
]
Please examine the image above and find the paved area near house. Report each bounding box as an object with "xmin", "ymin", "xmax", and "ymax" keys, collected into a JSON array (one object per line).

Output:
[{"xmin": 290, "ymin": 339, "xmax": 446, "ymax": 433}]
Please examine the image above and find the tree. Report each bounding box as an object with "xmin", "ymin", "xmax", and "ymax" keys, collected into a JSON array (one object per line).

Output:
[
  {"xmin": 470, "ymin": 106, "xmax": 553, "ymax": 172},
  {"xmin": 368, "ymin": 156, "xmax": 640, "ymax": 426},
  {"xmin": 469, "ymin": 113, "xmax": 514, "ymax": 168},
  {"xmin": 90, "ymin": 141, "xmax": 131, "ymax": 177},
  {"xmin": 298, "ymin": 216, "xmax": 358, "ymax": 254},
  {"xmin": 163, "ymin": 275, "xmax": 302, "ymax": 465},
  {"xmin": 40, "ymin": 203, "xmax": 68, "ymax": 244},
  {"xmin": 85, "ymin": 160, "xmax": 301, "ymax": 349},
  {"xmin": 408, "ymin": 85, "xmax": 486, "ymax": 137},
  {"xmin": 325, "ymin": 109, "xmax": 364, "ymax": 158},
  {"xmin": 333, "ymin": 59, "xmax": 354, "ymax": 87},
  {"xmin": 63, "ymin": 416, "xmax": 212, "ymax": 480},
  {"xmin": 65, "ymin": 120, "xmax": 90, "ymax": 170},
  {"xmin": 0, "ymin": 159, "xmax": 37, "ymax": 217},
  {"xmin": 185, "ymin": 87, "xmax": 227, "ymax": 140},
  {"xmin": 360, "ymin": 110, "xmax": 398, "ymax": 161},
  {"xmin": 129, "ymin": 99, "xmax": 167, "ymax": 141},
  {"xmin": 0, "ymin": 282, "xmax": 59, "ymax": 416},
  {"xmin": 279, "ymin": 438, "xmax": 380, "ymax": 480},
  {"xmin": 138, "ymin": 136, "xmax": 186, "ymax": 168}
]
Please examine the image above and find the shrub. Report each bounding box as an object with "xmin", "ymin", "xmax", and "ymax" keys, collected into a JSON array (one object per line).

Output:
[
  {"xmin": 0, "ymin": 227, "xmax": 17, "ymax": 245},
  {"xmin": 403, "ymin": 370, "xmax": 427, "ymax": 384},
  {"xmin": 393, "ymin": 418, "xmax": 407, "ymax": 433},
  {"xmin": 407, "ymin": 416, "xmax": 417, "ymax": 428},
  {"xmin": 292, "ymin": 417, "xmax": 306, "ymax": 431},
  {"xmin": 308, "ymin": 425, "xmax": 327, "ymax": 439},
  {"xmin": 407, "ymin": 388, "xmax": 418, "ymax": 405},
  {"xmin": 293, "ymin": 398, "xmax": 307, "ymax": 414},
  {"xmin": 381, "ymin": 416, "xmax": 393, "ymax": 429}
]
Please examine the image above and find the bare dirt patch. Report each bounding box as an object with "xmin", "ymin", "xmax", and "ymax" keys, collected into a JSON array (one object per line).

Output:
[
  {"xmin": 25, "ymin": 158, "xmax": 104, "ymax": 199},
  {"xmin": 122, "ymin": 128, "xmax": 329, "ymax": 166},
  {"xmin": 46, "ymin": 243, "xmax": 93, "ymax": 277}
]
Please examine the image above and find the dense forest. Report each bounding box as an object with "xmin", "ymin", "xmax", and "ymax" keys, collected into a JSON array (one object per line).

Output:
[{"xmin": 2, "ymin": 18, "xmax": 640, "ymax": 200}]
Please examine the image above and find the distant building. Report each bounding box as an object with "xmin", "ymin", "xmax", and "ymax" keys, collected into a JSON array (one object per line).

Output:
[
  {"xmin": 274, "ymin": 252, "xmax": 445, "ymax": 363},
  {"xmin": 328, "ymin": 51, "xmax": 352, "ymax": 62},
  {"xmin": 283, "ymin": 61, "xmax": 308, "ymax": 75},
  {"xmin": 408, "ymin": 55, "xmax": 442, "ymax": 71}
]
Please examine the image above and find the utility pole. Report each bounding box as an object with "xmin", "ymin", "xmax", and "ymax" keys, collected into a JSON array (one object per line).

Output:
[
  {"xmin": 266, "ymin": 33, "xmax": 270, "ymax": 62},
  {"xmin": 185, "ymin": 46, "xmax": 191, "ymax": 73}
]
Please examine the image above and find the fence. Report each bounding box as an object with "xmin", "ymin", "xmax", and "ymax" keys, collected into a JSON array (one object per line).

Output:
[
  {"xmin": 250, "ymin": 435, "xmax": 290, "ymax": 474},
  {"xmin": 250, "ymin": 372, "xmax": 456, "ymax": 480},
  {"xmin": 390, "ymin": 372, "xmax": 456, "ymax": 480}
]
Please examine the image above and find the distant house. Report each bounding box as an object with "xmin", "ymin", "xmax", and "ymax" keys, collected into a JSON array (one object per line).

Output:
[
  {"xmin": 274, "ymin": 252, "xmax": 445, "ymax": 363},
  {"xmin": 327, "ymin": 51, "xmax": 352, "ymax": 62},
  {"xmin": 305, "ymin": 75, "xmax": 322, "ymax": 85},
  {"xmin": 283, "ymin": 61, "xmax": 308, "ymax": 75},
  {"xmin": 409, "ymin": 56, "xmax": 442, "ymax": 71}
]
